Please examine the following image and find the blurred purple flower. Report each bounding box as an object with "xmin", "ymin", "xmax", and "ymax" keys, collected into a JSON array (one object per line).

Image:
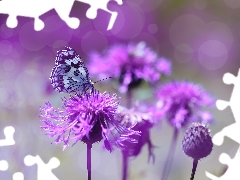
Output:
[
  {"xmin": 155, "ymin": 81, "xmax": 215, "ymax": 129},
  {"xmin": 40, "ymin": 90, "xmax": 140, "ymax": 151},
  {"xmin": 88, "ymin": 41, "xmax": 172, "ymax": 93},
  {"xmin": 114, "ymin": 105, "xmax": 156, "ymax": 163}
]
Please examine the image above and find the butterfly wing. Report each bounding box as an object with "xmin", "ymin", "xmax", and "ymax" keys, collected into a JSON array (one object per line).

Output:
[{"xmin": 50, "ymin": 46, "xmax": 94, "ymax": 93}]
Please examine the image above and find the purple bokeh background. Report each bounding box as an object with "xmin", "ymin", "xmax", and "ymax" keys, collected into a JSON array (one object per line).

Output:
[{"xmin": 0, "ymin": 0, "xmax": 239, "ymax": 179}]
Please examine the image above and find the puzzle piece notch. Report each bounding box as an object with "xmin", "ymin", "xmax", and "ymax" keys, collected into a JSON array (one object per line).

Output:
[
  {"xmin": 213, "ymin": 69, "xmax": 240, "ymax": 146},
  {"xmin": 13, "ymin": 172, "xmax": 24, "ymax": 180},
  {"xmin": 0, "ymin": 160, "xmax": 8, "ymax": 171},
  {"xmin": 216, "ymin": 72, "xmax": 237, "ymax": 111},
  {"xmin": 0, "ymin": 126, "xmax": 15, "ymax": 146},
  {"xmin": 216, "ymin": 70, "xmax": 240, "ymax": 117},
  {"xmin": 205, "ymin": 147, "xmax": 240, "ymax": 180},
  {"xmin": 24, "ymin": 155, "xmax": 60, "ymax": 180},
  {"xmin": 212, "ymin": 122, "xmax": 240, "ymax": 146}
]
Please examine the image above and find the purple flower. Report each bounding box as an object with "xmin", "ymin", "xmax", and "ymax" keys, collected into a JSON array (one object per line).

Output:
[
  {"xmin": 155, "ymin": 81, "xmax": 215, "ymax": 129},
  {"xmin": 114, "ymin": 105, "xmax": 156, "ymax": 163},
  {"xmin": 88, "ymin": 42, "xmax": 172, "ymax": 93},
  {"xmin": 40, "ymin": 90, "xmax": 140, "ymax": 151}
]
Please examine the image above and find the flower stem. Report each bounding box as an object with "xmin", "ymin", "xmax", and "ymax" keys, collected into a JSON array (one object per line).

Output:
[
  {"xmin": 122, "ymin": 151, "xmax": 128, "ymax": 180},
  {"xmin": 122, "ymin": 89, "xmax": 132, "ymax": 180},
  {"xmin": 87, "ymin": 143, "xmax": 92, "ymax": 180},
  {"xmin": 126, "ymin": 89, "xmax": 132, "ymax": 108},
  {"xmin": 190, "ymin": 159, "xmax": 198, "ymax": 180},
  {"xmin": 161, "ymin": 128, "xmax": 179, "ymax": 180}
]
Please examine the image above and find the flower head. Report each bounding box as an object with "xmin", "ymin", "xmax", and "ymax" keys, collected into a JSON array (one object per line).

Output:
[
  {"xmin": 40, "ymin": 90, "xmax": 140, "ymax": 151},
  {"xmin": 155, "ymin": 81, "xmax": 215, "ymax": 129},
  {"xmin": 182, "ymin": 122, "xmax": 213, "ymax": 160},
  {"xmin": 88, "ymin": 41, "xmax": 172, "ymax": 93},
  {"xmin": 113, "ymin": 105, "xmax": 156, "ymax": 162}
]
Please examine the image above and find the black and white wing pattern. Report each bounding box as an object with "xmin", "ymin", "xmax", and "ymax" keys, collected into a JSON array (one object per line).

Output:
[{"xmin": 50, "ymin": 46, "xmax": 94, "ymax": 93}]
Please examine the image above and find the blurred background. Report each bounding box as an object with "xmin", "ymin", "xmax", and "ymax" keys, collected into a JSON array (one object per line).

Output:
[{"xmin": 0, "ymin": 0, "xmax": 239, "ymax": 179}]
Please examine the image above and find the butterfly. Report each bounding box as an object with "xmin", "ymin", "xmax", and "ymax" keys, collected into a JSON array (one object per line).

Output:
[{"xmin": 50, "ymin": 46, "xmax": 94, "ymax": 94}]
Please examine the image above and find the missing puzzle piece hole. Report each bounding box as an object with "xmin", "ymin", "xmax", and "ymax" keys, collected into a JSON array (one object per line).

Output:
[
  {"xmin": 212, "ymin": 132, "xmax": 224, "ymax": 146},
  {"xmin": 13, "ymin": 172, "xmax": 24, "ymax": 180},
  {"xmin": 0, "ymin": 126, "xmax": 15, "ymax": 146},
  {"xmin": 0, "ymin": 160, "xmax": 8, "ymax": 171},
  {"xmin": 86, "ymin": 8, "xmax": 97, "ymax": 19},
  {"xmin": 216, "ymin": 100, "xmax": 229, "ymax": 111},
  {"xmin": 34, "ymin": 18, "xmax": 44, "ymax": 31},
  {"xmin": 66, "ymin": 17, "xmax": 80, "ymax": 29},
  {"xmin": 223, "ymin": 73, "xmax": 236, "ymax": 85},
  {"xmin": 6, "ymin": 16, "xmax": 18, "ymax": 28}
]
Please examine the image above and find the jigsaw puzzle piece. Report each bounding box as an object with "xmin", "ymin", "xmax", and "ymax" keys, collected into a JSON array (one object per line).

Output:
[
  {"xmin": 206, "ymin": 147, "xmax": 240, "ymax": 180},
  {"xmin": 77, "ymin": 0, "xmax": 122, "ymax": 30},
  {"xmin": 24, "ymin": 155, "xmax": 60, "ymax": 180},
  {"xmin": 0, "ymin": 126, "xmax": 15, "ymax": 146}
]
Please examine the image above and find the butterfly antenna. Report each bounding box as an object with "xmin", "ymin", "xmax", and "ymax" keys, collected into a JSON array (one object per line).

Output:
[{"xmin": 93, "ymin": 77, "xmax": 112, "ymax": 84}]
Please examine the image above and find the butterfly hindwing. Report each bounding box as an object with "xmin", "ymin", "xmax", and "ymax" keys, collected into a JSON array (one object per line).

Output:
[{"xmin": 50, "ymin": 46, "xmax": 93, "ymax": 93}]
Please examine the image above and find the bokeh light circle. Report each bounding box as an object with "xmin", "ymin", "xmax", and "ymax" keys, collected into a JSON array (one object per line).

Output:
[
  {"xmin": 0, "ymin": 24, "xmax": 14, "ymax": 39},
  {"xmin": 198, "ymin": 40, "xmax": 228, "ymax": 70},
  {"xmin": 3, "ymin": 59, "xmax": 16, "ymax": 71},
  {"xmin": 0, "ymin": 88, "xmax": 9, "ymax": 107},
  {"xmin": 148, "ymin": 24, "xmax": 158, "ymax": 34},
  {"xmin": 130, "ymin": 33, "xmax": 160, "ymax": 54},
  {"xmin": 223, "ymin": 0, "xmax": 240, "ymax": 9},
  {"xmin": 113, "ymin": 5, "xmax": 145, "ymax": 39},
  {"xmin": 52, "ymin": 40, "xmax": 68, "ymax": 54},
  {"xmin": 0, "ymin": 40, "xmax": 12, "ymax": 55},
  {"xmin": 194, "ymin": 0, "xmax": 207, "ymax": 10},
  {"xmin": 81, "ymin": 31, "xmax": 108, "ymax": 55},
  {"xmin": 169, "ymin": 14, "xmax": 204, "ymax": 48},
  {"xmin": 126, "ymin": 0, "xmax": 144, "ymax": 7},
  {"xmin": 174, "ymin": 43, "xmax": 193, "ymax": 63},
  {"xmin": 19, "ymin": 22, "xmax": 46, "ymax": 51}
]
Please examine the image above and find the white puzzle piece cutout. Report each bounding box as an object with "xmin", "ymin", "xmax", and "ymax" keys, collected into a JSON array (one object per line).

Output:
[
  {"xmin": 78, "ymin": 0, "xmax": 123, "ymax": 30},
  {"xmin": 13, "ymin": 172, "xmax": 24, "ymax": 180},
  {"xmin": 206, "ymin": 148, "xmax": 240, "ymax": 180},
  {"xmin": 24, "ymin": 155, "xmax": 60, "ymax": 180},
  {"xmin": 205, "ymin": 69, "xmax": 240, "ymax": 179},
  {"xmin": 0, "ymin": 0, "xmax": 122, "ymax": 31},
  {"xmin": 0, "ymin": 160, "xmax": 8, "ymax": 171},
  {"xmin": 0, "ymin": 126, "xmax": 15, "ymax": 146}
]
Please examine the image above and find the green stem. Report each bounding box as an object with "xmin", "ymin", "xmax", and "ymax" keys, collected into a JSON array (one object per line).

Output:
[
  {"xmin": 161, "ymin": 128, "xmax": 179, "ymax": 180},
  {"xmin": 126, "ymin": 89, "xmax": 132, "ymax": 108},
  {"xmin": 87, "ymin": 143, "xmax": 92, "ymax": 180},
  {"xmin": 122, "ymin": 151, "xmax": 128, "ymax": 180},
  {"xmin": 190, "ymin": 159, "xmax": 198, "ymax": 180}
]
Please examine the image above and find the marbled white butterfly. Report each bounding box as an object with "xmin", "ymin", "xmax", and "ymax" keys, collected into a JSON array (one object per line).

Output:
[{"xmin": 50, "ymin": 46, "xmax": 94, "ymax": 93}]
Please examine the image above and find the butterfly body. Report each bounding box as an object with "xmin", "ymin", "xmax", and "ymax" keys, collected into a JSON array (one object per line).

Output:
[{"xmin": 50, "ymin": 47, "xmax": 94, "ymax": 93}]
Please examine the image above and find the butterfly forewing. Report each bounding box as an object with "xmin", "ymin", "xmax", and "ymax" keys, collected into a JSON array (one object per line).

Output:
[{"xmin": 50, "ymin": 46, "xmax": 94, "ymax": 93}]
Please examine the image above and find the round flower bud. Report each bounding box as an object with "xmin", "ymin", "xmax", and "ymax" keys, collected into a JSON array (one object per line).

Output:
[{"xmin": 182, "ymin": 122, "xmax": 213, "ymax": 160}]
